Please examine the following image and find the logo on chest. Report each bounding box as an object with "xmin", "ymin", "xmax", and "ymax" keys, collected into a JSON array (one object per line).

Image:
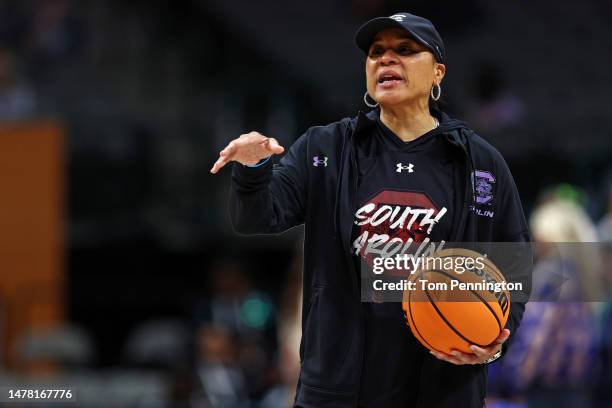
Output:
[
  {"xmin": 396, "ymin": 162, "xmax": 414, "ymax": 173},
  {"xmin": 353, "ymin": 190, "xmax": 447, "ymax": 261}
]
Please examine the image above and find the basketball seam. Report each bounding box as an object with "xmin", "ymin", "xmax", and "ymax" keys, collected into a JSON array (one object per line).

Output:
[
  {"xmin": 424, "ymin": 254, "xmax": 510, "ymax": 310},
  {"xmin": 423, "ymin": 288, "xmax": 490, "ymax": 348},
  {"xmin": 449, "ymin": 255, "xmax": 512, "ymax": 307},
  {"xmin": 421, "ymin": 269, "xmax": 503, "ymax": 347},
  {"xmin": 427, "ymin": 268, "xmax": 504, "ymax": 330},
  {"xmin": 407, "ymin": 281, "xmax": 438, "ymax": 352}
]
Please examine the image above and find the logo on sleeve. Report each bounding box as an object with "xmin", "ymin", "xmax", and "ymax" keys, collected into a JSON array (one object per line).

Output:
[
  {"xmin": 313, "ymin": 156, "xmax": 328, "ymax": 167},
  {"xmin": 471, "ymin": 170, "xmax": 496, "ymax": 218},
  {"xmin": 472, "ymin": 170, "xmax": 495, "ymax": 205}
]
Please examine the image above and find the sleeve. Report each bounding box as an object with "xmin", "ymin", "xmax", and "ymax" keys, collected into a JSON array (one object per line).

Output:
[
  {"xmin": 228, "ymin": 130, "xmax": 309, "ymax": 235},
  {"xmin": 490, "ymin": 157, "xmax": 534, "ymax": 358}
]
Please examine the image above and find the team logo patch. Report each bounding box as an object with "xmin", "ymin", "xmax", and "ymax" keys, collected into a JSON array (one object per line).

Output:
[
  {"xmin": 472, "ymin": 170, "xmax": 496, "ymax": 205},
  {"xmin": 312, "ymin": 156, "xmax": 328, "ymax": 167},
  {"xmin": 390, "ymin": 14, "xmax": 406, "ymax": 22}
]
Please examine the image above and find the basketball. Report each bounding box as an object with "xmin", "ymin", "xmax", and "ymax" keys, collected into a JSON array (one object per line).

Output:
[{"xmin": 402, "ymin": 248, "xmax": 510, "ymax": 354}]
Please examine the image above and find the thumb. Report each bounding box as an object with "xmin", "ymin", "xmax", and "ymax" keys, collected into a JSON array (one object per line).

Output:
[{"xmin": 264, "ymin": 137, "xmax": 285, "ymax": 154}]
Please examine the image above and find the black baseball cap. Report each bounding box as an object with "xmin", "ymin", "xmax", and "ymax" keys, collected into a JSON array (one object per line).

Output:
[{"xmin": 354, "ymin": 12, "xmax": 446, "ymax": 64}]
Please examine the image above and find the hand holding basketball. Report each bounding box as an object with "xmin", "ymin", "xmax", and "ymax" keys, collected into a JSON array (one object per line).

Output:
[
  {"xmin": 403, "ymin": 248, "xmax": 512, "ymax": 361},
  {"xmin": 210, "ymin": 131, "xmax": 285, "ymax": 174},
  {"xmin": 430, "ymin": 328, "xmax": 510, "ymax": 365}
]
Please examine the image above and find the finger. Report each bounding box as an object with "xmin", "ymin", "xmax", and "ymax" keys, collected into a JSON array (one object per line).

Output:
[
  {"xmin": 220, "ymin": 141, "xmax": 237, "ymax": 157},
  {"xmin": 210, "ymin": 156, "xmax": 229, "ymax": 174},
  {"xmin": 494, "ymin": 329, "xmax": 511, "ymax": 344},
  {"xmin": 468, "ymin": 345, "xmax": 494, "ymax": 358},
  {"xmin": 210, "ymin": 158, "xmax": 224, "ymax": 174},
  {"xmin": 264, "ymin": 138, "xmax": 285, "ymax": 154},
  {"xmin": 430, "ymin": 350, "xmax": 465, "ymax": 365},
  {"xmin": 450, "ymin": 350, "xmax": 480, "ymax": 365}
]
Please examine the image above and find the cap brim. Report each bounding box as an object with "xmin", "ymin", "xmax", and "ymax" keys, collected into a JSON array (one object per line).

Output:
[{"xmin": 354, "ymin": 17, "xmax": 426, "ymax": 55}]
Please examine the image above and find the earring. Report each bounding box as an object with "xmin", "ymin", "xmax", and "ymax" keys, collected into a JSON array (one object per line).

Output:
[
  {"xmin": 363, "ymin": 92, "xmax": 379, "ymax": 108},
  {"xmin": 431, "ymin": 83, "xmax": 441, "ymax": 101}
]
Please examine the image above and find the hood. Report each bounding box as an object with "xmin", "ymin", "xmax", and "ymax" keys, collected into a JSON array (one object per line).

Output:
[
  {"xmin": 334, "ymin": 108, "xmax": 477, "ymax": 242},
  {"xmin": 351, "ymin": 108, "xmax": 469, "ymax": 140}
]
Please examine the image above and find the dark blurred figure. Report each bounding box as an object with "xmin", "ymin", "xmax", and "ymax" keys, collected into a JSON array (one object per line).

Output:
[
  {"xmin": 465, "ymin": 60, "xmax": 525, "ymax": 134},
  {"xmin": 15, "ymin": 323, "xmax": 95, "ymax": 374},
  {"xmin": 195, "ymin": 258, "xmax": 277, "ymax": 403},
  {"xmin": 238, "ymin": 336, "xmax": 274, "ymax": 403},
  {"xmin": 260, "ymin": 241, "xmax": 303, "ymax": 408},
  {"xmin": 488, "ymin": 195, "xmax": 603, "ymax": 408},
  {"xmin": 596, "ymin": 301, "xmax": 612, "ymax": 408},
  {"xmin": 22, "ymin": 0, "xmax": 83, "ymax": 77},
  {"xmin": 595, "ymin": 182, "xmax": 612, "ymax": 408},
  {"xmin": 123, "ymin": 319, "xmax": 191, "ymax": 369},
  {"xmin": 0, "ymin": 46, "xmax": 36, "ymax": 120},
  {"xmin": 196, "ymin": 324, "xmax": 247, "ymax": 408},
  {"xmin": 598, "ymin": 184, "xmax": 612, "ymax": 247},
  {"xmin": 596, "ymin": 182, "xmax": 612, "ymax": 294},
  {"xmin": 197, "ymin": 258, "xmax": 276, "ymax": 333},
  {"xmin": 0, "ymin": 1, "xmax": 29, "ymax": 47},
  {"xmin": 200, "ymin": 260, "xmax": 253, "ymax": 333}
]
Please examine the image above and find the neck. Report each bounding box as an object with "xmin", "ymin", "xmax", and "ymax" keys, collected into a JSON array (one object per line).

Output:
[{"xmin": 379, "ymin": 103, "xmax": 438, "ymax": 142}]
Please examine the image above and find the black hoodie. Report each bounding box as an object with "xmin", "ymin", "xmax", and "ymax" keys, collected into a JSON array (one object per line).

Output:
[{"xmin": 229, "ymin": 109, "xmax": 532, "ymax": 408}]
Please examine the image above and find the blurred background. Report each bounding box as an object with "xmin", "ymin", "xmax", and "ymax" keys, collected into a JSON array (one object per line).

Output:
[{"xmin": 0, "ymin": 0, "xmax": 610, "ymax": 407}]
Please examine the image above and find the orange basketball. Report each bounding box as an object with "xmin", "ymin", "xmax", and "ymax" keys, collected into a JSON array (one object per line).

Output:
[{"xmin": 402, "ymin": 248, "xmax": 510, "ymax": 354}]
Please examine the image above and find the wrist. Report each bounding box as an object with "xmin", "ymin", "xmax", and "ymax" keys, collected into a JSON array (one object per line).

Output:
[
  {"xmin": 245, "ymin": 156, "xmax": 272, "ymax": 168},
  {"xmin": 482, "ymin": 349, "xmax": 502, "ymax": 364}
]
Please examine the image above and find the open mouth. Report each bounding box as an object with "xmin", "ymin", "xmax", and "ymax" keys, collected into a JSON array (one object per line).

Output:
[
  {"xmin": 378, "ymin": 74, "xmax": 402, "ymax": 83},
  {"xmin": 377, "ymin": 71, "xmax": 404, "ymax": 88}
]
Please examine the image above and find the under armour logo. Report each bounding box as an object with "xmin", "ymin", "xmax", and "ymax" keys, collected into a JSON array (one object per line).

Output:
[
  {"xmin": 390, "ymin": 14, "xmax": 406, "ymax": 22},
  {"xmin": 313, "ymin": 156, "xmax": 328, "ymax": 167},
  {"xmin": 396, "ymin": 163, "xmax": 414, "ymax": 173}
]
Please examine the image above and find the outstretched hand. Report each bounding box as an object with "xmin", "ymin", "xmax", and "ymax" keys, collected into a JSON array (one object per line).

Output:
[
  {"xmin": 430, "ymin": 329, "xmax": 510, "ymax": 365},
  {"xmin": 210, "ymin": 131, "xmax": 284, "ymax": 174}
]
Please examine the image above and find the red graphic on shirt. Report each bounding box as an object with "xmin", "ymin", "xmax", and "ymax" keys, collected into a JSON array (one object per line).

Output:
[{"xmin": 353, "ymin": 190, "xmax": 446, "ymax": 276}]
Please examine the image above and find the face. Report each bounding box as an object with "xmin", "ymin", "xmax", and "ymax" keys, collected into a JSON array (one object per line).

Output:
[{"xmin": 365, "ymin": 27, "xmax": 445, "ymax": 108}]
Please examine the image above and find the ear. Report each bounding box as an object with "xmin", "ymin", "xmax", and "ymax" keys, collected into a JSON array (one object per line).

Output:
[{"xmin": 434, "ymin": 63, "xmax": 446, "ymax": 84}]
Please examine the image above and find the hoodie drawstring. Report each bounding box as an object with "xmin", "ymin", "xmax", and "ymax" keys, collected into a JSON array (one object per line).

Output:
[{"xmin": 333, "ymin": 122, "xmax": 350, "ymax": 239}]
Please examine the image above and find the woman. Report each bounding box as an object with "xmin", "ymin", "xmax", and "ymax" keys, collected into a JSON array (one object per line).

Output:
[
  {"xmin": 211, "ymin": 12, "xmax": 531, "ymax": 408},
  {"xmin": 488, "ymin": 196, "xmax": 602, "ymax": 408}
]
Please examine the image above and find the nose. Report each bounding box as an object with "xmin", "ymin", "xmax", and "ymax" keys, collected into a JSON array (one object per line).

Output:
[{"xmin": 380, "ymin": 49, "xmax": 398, "ymax": 65}]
